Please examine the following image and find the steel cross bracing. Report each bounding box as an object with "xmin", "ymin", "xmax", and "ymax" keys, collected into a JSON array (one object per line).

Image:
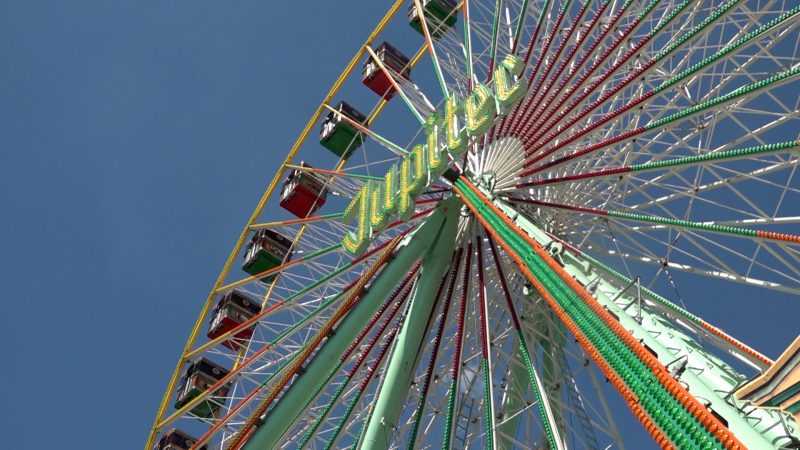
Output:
[
  {"xmin": 239, "ymin": 197, "xmax": 461, "ymax": 450},
  {"xmin": 222, "ymin": 176, "xmax": 799, "ymax": 450},
  {"xmin": 454, "ymin": 176, "xmax": 800, "ymax": 449}
]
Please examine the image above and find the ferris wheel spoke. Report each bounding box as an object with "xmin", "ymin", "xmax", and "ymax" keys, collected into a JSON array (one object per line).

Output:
[
  {"xmin": 543, "ymin": 203, "xmax": 800, "ymax": 291},
  {"xmin": 509, "ymin": 0, "xmax": 574, "ymax": 134},
  {"xmin": 284, "ymin": 164, "xmax": 368, "ymax": 196},
  {"xmin": 462, "ymin": 0, "xmax": 475, "ymax": 88},
  {"xmin": 520, "ymin": 0, "xmax": 726, "ymax": 149},
  {"xmin": 516, "ymin": 0, "xmax": 590, "ymax": 129},
  {"xmin": 514, "ymin": 139, "xmax": 800, "ymax": 190},
  {"xmin": 553, "ymin": 64, "xmax": 797, "ymax": 180},
  {"xmin": 520, "ymin": 65, "xmax": 800, "ymax": 177},
  {"xmin": 577, "ymin": 229, "xmax": 800, "ymax": 295},
  {"xmin": 507, "ymin": 195, "xmax": 800, "ymax": 245},
  {"xmin": 520, "ymin": 181, "xmax": 761, "ymax": 229},
  {"xmin": 414, "ymin": 0, "xmax": 451, "ymax": 97},
  {"xmin": 514, "ymin": 0, "xmax": 665, "ymax": 139},
  {"xmin": 322, "ymin": 103, "xmax": 409, "ymax": 157},
  {"xmin": 517, "ymin": 0, "xmax": 616, "ymax": 138},
  {"xmin": 499, "ymin": 0, "xmax": 554, "ymax": 135},
  {"xmin": 519, "ymin": 5, "xmax": 799, "ymax": 166},
  {"xmin": 364, "ymin": 46, "xmax": 430, "ymax": 125},
  {"xmin": 249, "ymin": 212, "xmax": 346, "ymax": 230},
  {"xmin": 611, "ymin": 153, "xmax": 799, "ymax": 217},
  {"xmin": 484, "ymin": 0, "xmax": 503, "ymax": 78},
  {"xmin": 485, "ymin": 232, "xmax": 565, "ymax": 449},
  {"xmin": 508, "ymin": 0, "xmax": 530, "ymax": 53},
  {"xmin": 474, "ymin": 236, "xmax": 500, "ymax": 449},
  {"xmin": 441, "ymin": 240, "xmax": 473, "ymax": 449},
  {"xmin": 293, "ymin": 266, "xmax": 417, "ymax": 448},
  {"xmin": 496, "ymin": 0, "xmax": 555, "ymax": 136},
  {"xmin": 548, "ymin": 341, "xmax": 605, "ymax": 450}
]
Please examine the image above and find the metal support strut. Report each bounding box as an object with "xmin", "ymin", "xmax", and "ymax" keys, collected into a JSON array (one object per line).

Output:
[{"xmin": 241, "ymin": 197, "xmax": 460, "ymax": 450}]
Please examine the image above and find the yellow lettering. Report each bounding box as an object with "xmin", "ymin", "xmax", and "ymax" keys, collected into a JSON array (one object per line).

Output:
[
  {"xmin": 493, "ymin": 55, "xmax": 527, "ymax": 110},
  {"xmin": 425, "ymin": 112, "xmax": 446, "ymax": 177},
  {"xmin": 465, "ymin": 83, "xmax": 495, "ymax": 137},
  {"xmin": 343, "ymin": 184, "xmax": 372, "ymax": 255},
  {"xmin": 370, "ymin": 167, "xmax": 398, "ymax": 232},
  {"xmin": 398, "ymin": 145, "xmax": 427, "ymax": 220},
  {"xmin": 445, "ymin": 94, "xmax": 467, "ymax": 157}
]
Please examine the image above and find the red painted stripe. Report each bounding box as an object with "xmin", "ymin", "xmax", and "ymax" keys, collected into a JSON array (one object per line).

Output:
[
  {"xmin": 505, "ymin": 196, "xmax": 609, "ymax": 216},
  {"xmin": 519, "ymin": 10, "xmax": 641, "ymax": 141},
  {"xmin": 520, "ymin": 127, "xmax": 646, "ymax": 176},
  {"xmin": 524, "ymin": 87, "xmax": 654, "ymax": 160},
  {"xmin": 524, "ymin": 2, "xmax": 599, "ymax": 130},
  {"xmin": 508, "ymin": 10, "xmax": 567, "ymax": 134},
  {"xmin": 515, "ymin": 166, "xmax": 632, "ymax": 188},
  {"xmin": 521, "ymin": 35, "xmax": 653, "ymax": 150}
]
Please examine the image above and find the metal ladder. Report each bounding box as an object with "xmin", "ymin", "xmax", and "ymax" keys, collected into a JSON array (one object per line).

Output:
[
  {"xmin": 559, "ymin": 350, "xmax": 601, "ymax": 450},
  {"xmin": 454, "ymin": 396, "xmax": 476, "ymax": 448}
]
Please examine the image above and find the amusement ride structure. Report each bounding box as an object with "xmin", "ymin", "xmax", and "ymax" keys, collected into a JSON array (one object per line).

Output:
[{"xmin": 148, "ymin": 0, "xmax": 800, "ymax": 448}]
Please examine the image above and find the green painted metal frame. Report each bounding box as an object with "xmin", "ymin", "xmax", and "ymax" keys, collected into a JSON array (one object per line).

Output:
[
  {"xmin": 358, "ymin": 197, "xmax": 460, "ymax": 449},
  {"xmin": 241, "ymin": 198, "xmax": 460, "ymax": 450},
  {"xmin": 486, "ymin": 188, "xmax": 799, "ymax": 449},
  {"xmin": 236, "ymin": 184, "xmax": 799, "ymax": 449}
]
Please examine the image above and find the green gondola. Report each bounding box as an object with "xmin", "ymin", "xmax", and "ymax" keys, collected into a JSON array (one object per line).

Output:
[
  {"xmin": 319, "ymin": 101, "xmax": 368, "ymax": 158},
  {"xmin": 408, "ymin": 0, "xmax": 458, "ymax": 38}
]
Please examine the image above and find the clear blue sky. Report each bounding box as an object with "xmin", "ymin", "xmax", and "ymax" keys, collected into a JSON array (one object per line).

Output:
[
  {"xmin": 0, "ymin": 2, "xmax": 387, "ymax": 448},
  {"xmin": 1, "ymin": 2, "xmax": 796, "ymax": 449}
]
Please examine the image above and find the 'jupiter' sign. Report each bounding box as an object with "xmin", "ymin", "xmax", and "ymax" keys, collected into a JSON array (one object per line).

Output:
[{"xmin": 342, "ymin": 54, "xmax": 528, "ymax": 254}]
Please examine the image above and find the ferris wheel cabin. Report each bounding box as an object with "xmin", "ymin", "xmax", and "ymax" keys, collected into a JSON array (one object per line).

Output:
[
  {"xmin": 242, "ymin": 229, "xmax": 292, "ymax": 281},
  {"xmin": 408, "ymin": 0, "xmax": 458, "ymax": 38},
  {"xmin": 279, "ymin": 162, "xmax": 329, "ymax": 218},
  {"xmin": 174, "ymin": 358, "xmax": 230, "ymax": 418},
  {"xmin": 206, "ymin": 290, "xmax": 261, "ymax": 351},
  {"xmin": 153, "ymin": 428, "xmax": 207, "ymax": 450},
  {"xmin": 319, "ymin": 101, "xmax": 368, "ymax": 159},
  {"xmin": 362, "ymin": 41, "xmax": 411, "ymax": 100}
]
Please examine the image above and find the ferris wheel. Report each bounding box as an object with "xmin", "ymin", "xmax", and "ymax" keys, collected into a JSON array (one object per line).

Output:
[{"xmin": 147, "ymin": 0, "xmax": 800, "ymax": 449}]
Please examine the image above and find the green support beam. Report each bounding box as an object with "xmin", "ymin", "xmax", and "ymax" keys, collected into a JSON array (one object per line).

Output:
[
  {"xmin": 496, "ymin": 342, "xmax": 529, "ymax": 449},
  {"xmin": 242, "ymin": 198, "xmax": 459, "ymax": 450},
  {"xmin": 358, "ymin": 197, "xmax": 461, "ymax": 450},
  {"xmin": 486, "ymin": 190, "xmax": 799, "ymax": 449}
]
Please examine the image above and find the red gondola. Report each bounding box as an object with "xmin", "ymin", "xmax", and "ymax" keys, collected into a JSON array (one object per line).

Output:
[
  {"xmin": 279, "ymin": 162, "xmax": 328, "ymax": 218},
  {"xmin": 206, "ymin": 290, "xmax": 261, "ymax": 350},
  {"xmin": 362, "ymin": 42, "xmax": 411, "ymax": 100},
  {"xmin": 153, "ymin": 429, "xmax": 207, "ymax": 450}
]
